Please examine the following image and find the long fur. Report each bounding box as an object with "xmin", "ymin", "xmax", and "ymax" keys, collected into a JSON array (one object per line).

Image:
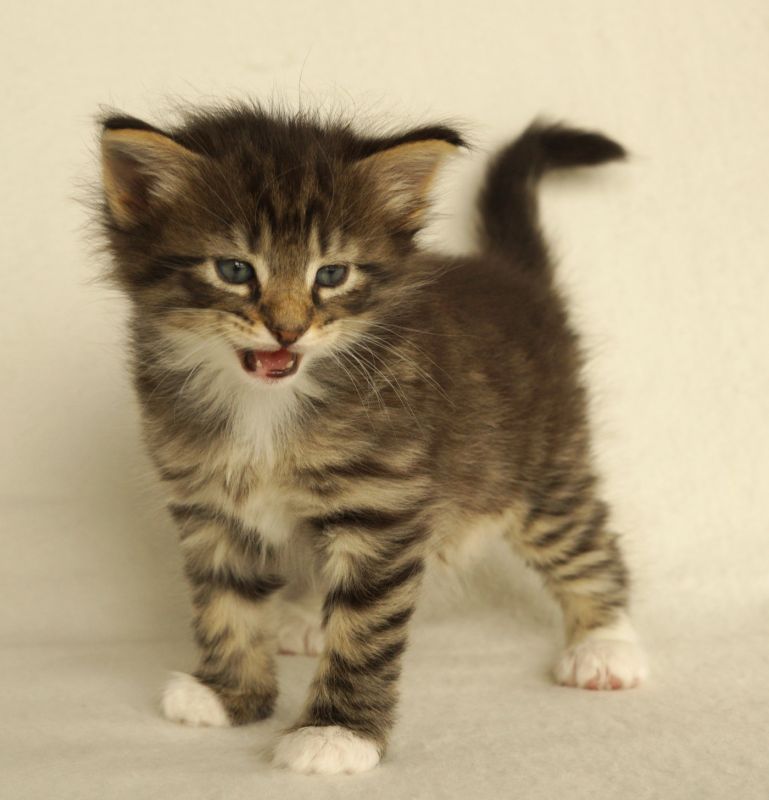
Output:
[{"xmin": 96, "ymin": 104, "xmax": 645, "ymax": 774}]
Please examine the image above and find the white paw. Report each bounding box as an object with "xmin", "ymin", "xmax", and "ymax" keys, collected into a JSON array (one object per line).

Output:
[
  {"xmin": 555, "ymin": 619, "xmax": 649, "ymax": 690},
  {"xmin": 278, "ymin": 605, "xmax": 325, "ymax": 656},
  {"xmin": 273, "ymin": 726, "xmax": 381, "ymax": 775},
  {"xmin": 161, "ymin": 672, "xmax": 230, "ymax": 727}
]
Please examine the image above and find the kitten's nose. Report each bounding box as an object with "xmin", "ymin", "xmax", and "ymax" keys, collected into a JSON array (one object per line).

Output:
[{"xmin": 269, "ymin": 326, "xmax": 306, "ymax": 347}]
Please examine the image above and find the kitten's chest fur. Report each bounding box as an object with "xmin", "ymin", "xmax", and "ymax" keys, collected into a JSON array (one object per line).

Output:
[
  {"xmin": 153, "ymin": 410, "xmax": 373, "ymax": 551},
  {"xmin": 160, "ymin": 452, "xmax": 311, "ymax": 548}
]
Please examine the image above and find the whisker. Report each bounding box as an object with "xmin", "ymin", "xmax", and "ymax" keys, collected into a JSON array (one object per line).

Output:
[
  {"xmin": 337, "ymin": 347, "xmax": 388, "ymax": 416},
  {"xmin": 327, "ymin": 350, "xmax": 376, "ymax": 429}
]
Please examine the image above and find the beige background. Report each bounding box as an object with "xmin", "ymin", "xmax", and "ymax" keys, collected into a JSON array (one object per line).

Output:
[{"xmin": 1, "ymin": 1, "xmax": 767, "ymax": 797}]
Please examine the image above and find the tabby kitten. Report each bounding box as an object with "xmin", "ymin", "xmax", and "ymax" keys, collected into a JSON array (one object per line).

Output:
[{"xmin": 98, "ymin": 105, "xmax": 647, "ymax": 775}]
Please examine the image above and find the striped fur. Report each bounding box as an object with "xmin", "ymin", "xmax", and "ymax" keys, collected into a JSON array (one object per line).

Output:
[{"xmin": 97, "ymin": 105, "xmax": 644, "ymax": 773}]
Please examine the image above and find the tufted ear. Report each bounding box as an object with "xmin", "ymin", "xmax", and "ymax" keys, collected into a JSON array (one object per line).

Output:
[
  {"xmin": 100, "ymin": 122, "xmax": 202, "ymax": 229},
  {"xmin": 355, "ymin": 137, "xmax": 460, "ymax": 230}
]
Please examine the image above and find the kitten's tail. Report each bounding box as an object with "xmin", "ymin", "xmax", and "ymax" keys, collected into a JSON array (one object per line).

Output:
[{"xmin": 478, "ymin": 121, "xmax": 626, "ymax": 269}]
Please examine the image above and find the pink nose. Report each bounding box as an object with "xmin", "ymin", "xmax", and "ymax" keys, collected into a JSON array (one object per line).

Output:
[{"xmin": 269, "ymin": 327, "xmax": 305, "ymax": 347}]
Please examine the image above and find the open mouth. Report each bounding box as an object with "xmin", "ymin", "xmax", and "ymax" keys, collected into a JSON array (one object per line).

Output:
[{"xmin": 238, "ymin": 348, "xmax": 302, "ymax": 381}]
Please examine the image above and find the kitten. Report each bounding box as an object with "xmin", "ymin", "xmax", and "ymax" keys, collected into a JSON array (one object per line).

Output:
[{"xmin": 98, "ymin": 105, "xmax": 648, "ymax": 775}]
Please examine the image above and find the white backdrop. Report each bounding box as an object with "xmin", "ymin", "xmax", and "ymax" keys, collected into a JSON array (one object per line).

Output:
[{"xmin": 1, "ymin": 1, "xmax": 767, "ymax": 797}]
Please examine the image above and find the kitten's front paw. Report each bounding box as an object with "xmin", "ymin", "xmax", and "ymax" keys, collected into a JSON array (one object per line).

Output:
[
  {"xmin": 273, "ymin": 726, "xmax": 381, "ymax": 774},
  {"xmin": 161, "ymin": 672, "xmax": 230, "ymax": 727},
  {"xmin": 555, "ymin": 638, "xmax": 648, "ymax": 690}
]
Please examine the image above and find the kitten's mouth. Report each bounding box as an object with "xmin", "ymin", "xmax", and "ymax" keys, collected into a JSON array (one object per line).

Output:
[{"xmin": 238, "ymin": 348, "xmax": 302, "ymax": 381}]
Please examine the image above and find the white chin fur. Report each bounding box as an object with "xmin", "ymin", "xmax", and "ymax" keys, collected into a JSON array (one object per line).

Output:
[
  {"xmin": 273, "ymin": 726, "xmax": 381, "ymax": 775},
  {"xmin": 555, "ymin": 616, "xmax": 649, "ymax": 690},
  {"xmin": 161, "ymin": 672, "xmax": 231, "ymax": 727}
]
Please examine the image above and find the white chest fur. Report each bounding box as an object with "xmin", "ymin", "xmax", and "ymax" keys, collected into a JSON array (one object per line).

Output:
[
  {"xmin": 236, "ymin": 482, "xmax": 303, "ymax": 548},
  {"xmin": 161, "ymin": 443, "xmax": 311, "ymax": 548}
]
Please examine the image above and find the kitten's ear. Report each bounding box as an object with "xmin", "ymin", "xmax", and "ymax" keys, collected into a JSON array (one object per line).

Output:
[
  {"xmin": 356, "ymin": 136, "xmax": 461, "ymax": 229},
  {"xmin": 100, "ymin": 122, "xmax": 202, "ymax": 228}
]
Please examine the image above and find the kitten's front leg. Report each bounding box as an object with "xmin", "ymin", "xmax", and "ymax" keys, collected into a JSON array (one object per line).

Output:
[
  {"xmin": 161, "ymin": 504, "xmax": 285, "ymax": 727},
  {"xmin": 274, "ymin": 510, "xmax": 426, "ymax": 775}
]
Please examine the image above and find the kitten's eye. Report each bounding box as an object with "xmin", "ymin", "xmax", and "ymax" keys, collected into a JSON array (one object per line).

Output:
[
  {"xmin": 315, "ymin": 264, "xmax": 349, "ymax": 288},
  {"xmin": 215, "ymin": 258, "xmax": 255, "ymax": 285}
]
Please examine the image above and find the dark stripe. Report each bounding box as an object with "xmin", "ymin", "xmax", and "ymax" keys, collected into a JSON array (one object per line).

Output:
[
  {"xmin": 328, "ymin": 638, "xmax": 407, "ymax": 678},
  {"xmin": 314, "ymin": 692, "xmax": 393, "ymax": 717},
  {"xmin": 260, "ymin": 198, "xmax": 278, "ymax": 233},
  {"xmin": 557, "ymin": 558, "xmax": 620, "ymax": 583},
  {"xmin": 538, "ymin": 473, "xmax": 569, "ymax": 497},
  {"xmin": 168, "ymin": 503, "xmax": 263, "ymax": 545},
  {"xmin": 315, "ymin": 160, "xmax": 334, "ymax": 199},
  {"xmin": 544, "ymin": 506, "xmax": 609, "ymax": 566},
  {"xmin": 158, "ymin": 464, "xmax": 198, "ymax": 481},
  {"xmin": 533, "ymin": 518, "xmax": 579, "ymax": 549},
  {"xmin": 305, "ymin": 699, "xmax": 364, "ymax": 732},
  {"xmin": 539, "ymin": 473, "xmax": 595, "ymax": 498},
  {"xmin": 367, "ymin": 607, "xmax": 415, "ymax": 636},
  {"xmin": 306, "ymin": 695, "xmax": 392, "ymax": 736},
  {"xmin": 566, "ymin": 506, "xmax": 609, "ymax": 556},
  {"xmin": 186, "ymin": 564, "xmax": 285, "ymax": 602},
  {"xmin": 169, "ymin": 502, "xmax": 217, "ymax": 525},
  {"xmin": 356, "ymin": 262, "xmax": 387, "ymax": 278},
  {"xmin": 316, "ymin": 221, "xmax": 330, "ymax": 255},
  {"xmin": 195, "ymin": 669, "xmax": 238, "ymax": 694},
  {"xmin": 312, "ymin": 506, "xmax": 417, "ymax": 532},
  {"xmin": 587, "ymin": 597, "xmax": 629, "ymax": 624},
  {"xmin": 323, "ymin": 558, "xmax": 424, "ymax": 614},
  {"xmin": 247, "ymin": 227, "xmax": 260, "ymax": 254},
  {"xmin": 307, "ymin": 457, "xmax": 409, "ymax": 482},
  {"xmin": 140, "ymin": 255, "xmax": 205, "ymax": 286},
  {"xmin": 192, "ymin": 626, "xmax": 230, "ymax": 653},
  {"xmin": 302, "ymin": 199, "xmax": 328, "ymax": 242},
  {"xmin": 526, "ymin": 489, "xmax": 590, "ymax": 528},
  {"xmin": 358, "ymin": 639, "xmax": 407, "ymax": 675},
  {"xmin": 323, "ymin": 671, "xmax": 357, "ymax": 694},
  {"xmin": 534, "ymin": 503, "xmax": 608, "ymax": 550},
  {"xmin": 195, "ymin": 672, "xmax": 277, "ymax": 723},
  {"xmin": 156, "ymin": 255, "xmax": 205, "ymax": 269},
  {"xmin": 328, "ymin": 461, "xmax": 404, "ymax": 480}
]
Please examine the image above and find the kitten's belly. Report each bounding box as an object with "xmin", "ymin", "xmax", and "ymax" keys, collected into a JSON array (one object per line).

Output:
[
  {"xmin": 237, "ymin": 484, "xmax": 306, "ymax": 548},
  {"xmin": 431, "ymin": 504, "xmax": 524, "ymax": 567}
]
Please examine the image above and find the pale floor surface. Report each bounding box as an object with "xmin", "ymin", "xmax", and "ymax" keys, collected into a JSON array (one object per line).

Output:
[{"xmin": 2, "ymin": 612, "xmax": 766, "ymax": 800}]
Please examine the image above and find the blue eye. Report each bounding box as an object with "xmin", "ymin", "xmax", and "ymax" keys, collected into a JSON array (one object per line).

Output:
[
  {"xmin": 215, "ymin": 258, "xmax": 255, "ymax": 285},
  {"xmin": 315, "ymin": 264, "xmax": 349, "ymax": 288}
]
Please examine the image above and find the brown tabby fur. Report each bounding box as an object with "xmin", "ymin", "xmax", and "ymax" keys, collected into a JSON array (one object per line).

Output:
[{"xmin": 98, "ymin": 104, "xmax": 630, "ymax": 755}]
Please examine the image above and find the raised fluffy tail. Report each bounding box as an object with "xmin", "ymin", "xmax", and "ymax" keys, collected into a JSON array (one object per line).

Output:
[{"xmin": 478, "ymin": 121, "xmax": 626, "ymax": 269}]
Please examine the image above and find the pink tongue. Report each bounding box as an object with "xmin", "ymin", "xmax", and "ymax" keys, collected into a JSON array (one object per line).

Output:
[{"xmin": 254, "ymin": 348, "xmax": 293, "ymax": 373}]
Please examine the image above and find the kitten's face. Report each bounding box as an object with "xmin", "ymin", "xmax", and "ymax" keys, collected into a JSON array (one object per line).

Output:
[{"xmin": 100, "ymin": 111, "xmax": 460, "ymax": 392}]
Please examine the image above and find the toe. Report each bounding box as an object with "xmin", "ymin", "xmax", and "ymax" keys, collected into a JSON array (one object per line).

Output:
[{"xmin": 273, "ymin": 726, "xmax": 380, "ymax": 775}]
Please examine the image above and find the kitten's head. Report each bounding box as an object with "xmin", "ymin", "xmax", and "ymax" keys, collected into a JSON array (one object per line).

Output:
[{"xmin": 99, "ymin": 106, "xmax": 463, "ymax": 393}]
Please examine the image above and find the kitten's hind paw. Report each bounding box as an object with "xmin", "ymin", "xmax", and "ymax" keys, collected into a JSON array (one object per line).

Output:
[
  {"xmin": 277, "ymin": 603, "xmax": 325, "ymax": 656},
  {"xmin": 273, "ymin": 726, "xmax": 381, "ymax": 774},
  {"xmin": 161, "ymin": 672, "xmax": 230, "ymax": 727},
  {"xmin": 555, "ymin": 635, "xmax": 649, "ymax": 690}
]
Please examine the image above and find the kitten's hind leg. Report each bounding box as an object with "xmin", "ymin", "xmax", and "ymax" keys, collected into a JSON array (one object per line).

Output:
[
  {"xmin": 277, "ymin": 589, "xmax": 325, "ymax": 656},
  {"xmin": 509, "ymin": 486, "xmax": 648, "ymax": 690}
]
